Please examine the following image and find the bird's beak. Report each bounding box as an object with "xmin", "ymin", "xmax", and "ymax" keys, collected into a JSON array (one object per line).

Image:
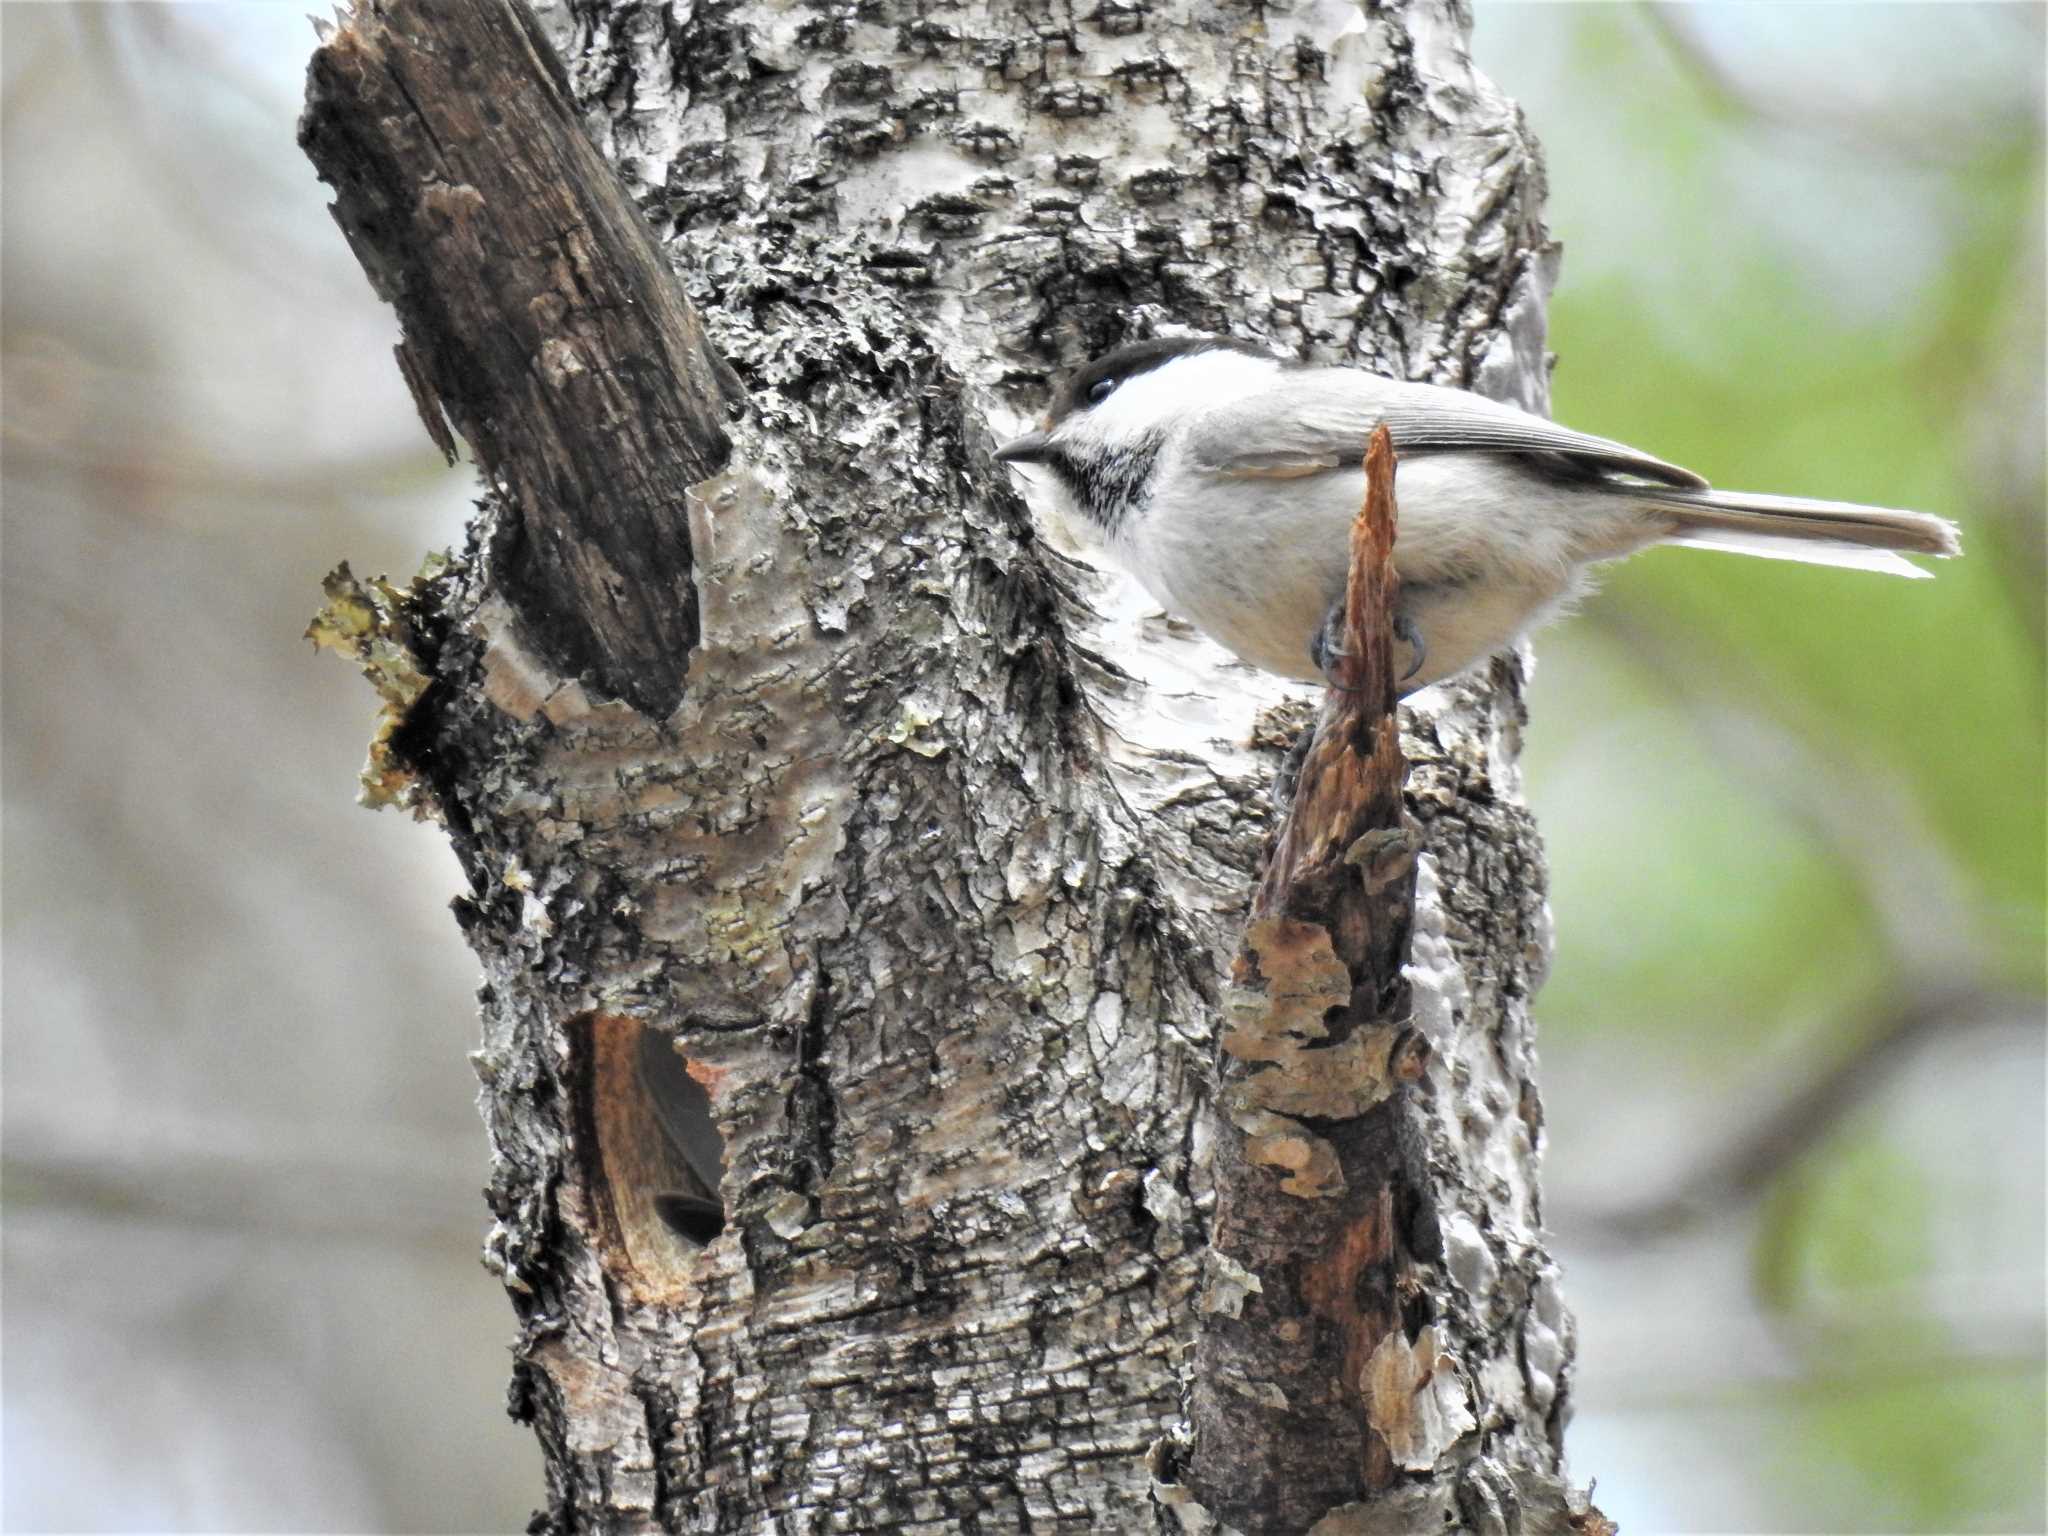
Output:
[{"xmin": 994, "ymin": 430, "xmax": 1051, "ymax": 465}]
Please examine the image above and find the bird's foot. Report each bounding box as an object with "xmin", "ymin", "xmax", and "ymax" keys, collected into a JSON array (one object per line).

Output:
[
  {"xmin": 1309, "ymin": 602, "xmax": 1426, "ymax": 691},
  {"xmin": 1309, "ymin": 600, "xmax": 1363, "ymax": 694}
]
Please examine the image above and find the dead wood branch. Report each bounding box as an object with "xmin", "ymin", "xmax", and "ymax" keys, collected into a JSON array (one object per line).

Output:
[{"xmin": 300, "ymin": 0, "xmax": 742, "ymax": 717}]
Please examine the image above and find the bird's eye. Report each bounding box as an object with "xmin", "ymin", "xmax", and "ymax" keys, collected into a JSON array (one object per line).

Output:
[{"xmin": 1086, "ymin": 378, "xmax": 1116, "ymax": 406}]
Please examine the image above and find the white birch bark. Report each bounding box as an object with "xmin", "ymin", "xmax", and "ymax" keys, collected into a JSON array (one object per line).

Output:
[{"xmin": 304, "ymin": 0, "xmax": 1587, "ymax": 1528}]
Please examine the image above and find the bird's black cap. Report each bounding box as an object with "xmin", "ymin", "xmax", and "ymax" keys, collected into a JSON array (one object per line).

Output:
[
  {"xmin": 995, "ymin": 335, "xmax": 1273, "ymax": 465},
  {"xmin": 1044, "ymin": 335, "xmax": 1273, "ymax": 426}
]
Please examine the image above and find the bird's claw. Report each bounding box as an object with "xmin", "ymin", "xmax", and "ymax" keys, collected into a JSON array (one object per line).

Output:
[
  {"xmin": 1310, "ymin": 605, "xmax": 1426, "ymax": 690},
  {"xmin": 1393, "ymin": 611, "xmax": 1426, "ymax": 684}
]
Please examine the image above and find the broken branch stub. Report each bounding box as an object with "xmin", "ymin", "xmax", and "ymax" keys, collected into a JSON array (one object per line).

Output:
[
  {"xmin": 298, "ymin": 0, "xmax": 743, "ymax": 718},
  {"xmin": 1188, "ymin": 425, "xmax": 1436, "ymax": 1532}
]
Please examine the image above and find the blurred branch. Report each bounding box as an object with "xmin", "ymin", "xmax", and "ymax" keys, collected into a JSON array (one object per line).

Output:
[
  {"xmin": 1, "ymin": 434, "xmax": 452, "ymax": 511},
  {"xmin": 1590, "ymin": 608, "xmax": 1992, "ymax": 977},
  {"xmin": 1586, "ymin": 983, "xmax": 2040, "ymax": 1241},
  {"xmin": 1580, "ymin": 1313, "xmax": 2046, "ymax": 1411},
  {"xmin": 1639, "ymin": 5, "xmax": 2042, "ymax": 170},
  {"xmin": 1972, "ymin": 478, "xmax": 2048, "ymax": 665},
  {"xmin": 1639, "ymin": 4, "xmax": 2046, "ymax": 662},
  {"xmin": 1574, "ymin": 608, "xmax": 2043, "ymax": 1238},
  {"xmin": 1958, "ymin": 265, "xmax": 2048, "ymax": 659},
  {"xmin": 2, "ymin": 1120, "xmax": 484, "ymax": 1243}
]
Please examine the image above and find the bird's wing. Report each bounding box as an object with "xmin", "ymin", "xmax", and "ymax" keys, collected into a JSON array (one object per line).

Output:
[{"xmin": 1181, "ymin": 371, "xmax": 1709, "ymax": 490}]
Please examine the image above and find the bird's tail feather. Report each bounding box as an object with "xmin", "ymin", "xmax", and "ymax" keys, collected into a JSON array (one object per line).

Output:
[{"xmin": 1642, "ymin": 488, "xmax": 1961, "ymax": 579}]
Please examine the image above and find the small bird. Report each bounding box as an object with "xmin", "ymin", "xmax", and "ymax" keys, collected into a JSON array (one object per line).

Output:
[{"xmin": 994, "ymin": 337, "xmax": 1960, "ymax": 693}]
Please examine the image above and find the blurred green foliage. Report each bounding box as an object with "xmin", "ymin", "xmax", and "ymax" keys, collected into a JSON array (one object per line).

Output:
[
  {"xmin": 1483, "ymin": 5, "xmax": 2043, "ymax": 1530},
  {"xmin": 1749, "ymin": 1124, "xmax": 2045, "ymax": 1530},
  {"xmin": 1512, "ymin": 3, "xmax": 2043, "ymax": 1058},
  {"xmin": 1539, "ymin": 15, "xmax": 2043, "ymax": 970}
]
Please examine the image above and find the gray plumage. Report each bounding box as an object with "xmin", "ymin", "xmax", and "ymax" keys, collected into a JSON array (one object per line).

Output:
[
  {"xmin": 1184, "ymin": 370, "xmax": 1707, "ymax": 490},
  {"xmin": 996, "ymin": 338, "xmax": 1961, "ymax": 692}
]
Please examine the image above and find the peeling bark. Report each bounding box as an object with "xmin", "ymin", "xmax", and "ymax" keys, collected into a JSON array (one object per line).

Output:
[{"xmin": 302, "ymin": 0, "xmax": 1588, "ymax": 1530}]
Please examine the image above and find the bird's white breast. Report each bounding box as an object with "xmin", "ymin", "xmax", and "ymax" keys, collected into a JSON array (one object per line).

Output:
[{"xmin": 1113, "ymin": 463, "xmax": 1353, "ymax": 680}]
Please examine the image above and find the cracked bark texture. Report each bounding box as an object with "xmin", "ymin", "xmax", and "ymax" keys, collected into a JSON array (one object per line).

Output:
[{"xmin": 303, "ymin": 0, "xmax": 1581, "ymax": 1529}]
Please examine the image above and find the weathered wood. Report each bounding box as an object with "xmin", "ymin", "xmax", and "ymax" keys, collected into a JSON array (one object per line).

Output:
[
  {"xmin": 300, "ymin": 0, "xmax": 742, "ymax": 718},
  {"xmin": 1187, "ymin": 426, "xmax": 1433, "ymax": 1529}
]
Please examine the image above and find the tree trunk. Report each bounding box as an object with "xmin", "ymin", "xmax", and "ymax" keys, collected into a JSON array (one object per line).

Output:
[{"xmin": 301, "ymin": 0, "xmax": 1593, "ymax": 1530}]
